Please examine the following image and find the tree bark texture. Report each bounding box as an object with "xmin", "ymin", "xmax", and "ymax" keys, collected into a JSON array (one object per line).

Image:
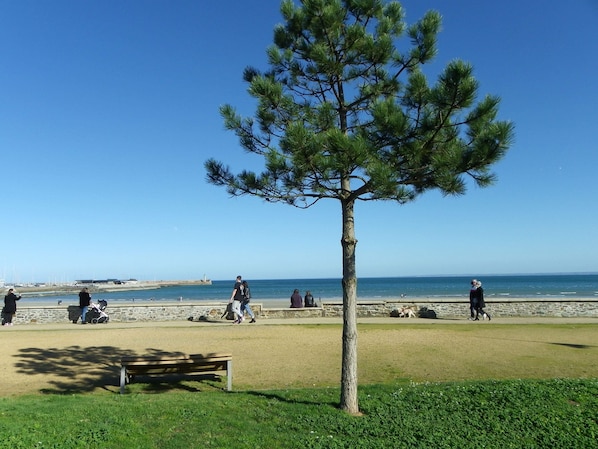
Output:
[{"xmin": 339, "ymin": 197, "xmax": 359, "ymax": 414}]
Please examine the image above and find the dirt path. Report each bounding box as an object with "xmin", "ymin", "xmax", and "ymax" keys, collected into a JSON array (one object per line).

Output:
[{"xmin": 1, "ymin": 317, "xmax": 597, "ymax": 396}]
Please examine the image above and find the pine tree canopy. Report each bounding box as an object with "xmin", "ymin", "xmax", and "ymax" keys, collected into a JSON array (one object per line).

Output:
[{"xmin": 205, "ymin": 0, "xmax": 514, "ymax": 208}]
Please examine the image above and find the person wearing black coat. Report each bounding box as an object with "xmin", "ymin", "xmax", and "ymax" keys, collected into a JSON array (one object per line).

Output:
[
  {"xmin": 474, "ymin": 281, "xmax": 491, "ymax": 321},
  {"xmin": 304, "ymin": 291, "xmax": 316, "ymax": 307},
  {"xmin": 79, "ymin": 287, "xmax": 92, "ymax": 324},
  {"xmin": 2, "ymin": 288, "xmax": 22, "ymax": 326},
  {"xmin": 290, "ymin": 289, "xmax": 303, "ymax": 308},
  {"xmin": 468, "ymin": 279, "xmax": 478, "ymax": 320}
]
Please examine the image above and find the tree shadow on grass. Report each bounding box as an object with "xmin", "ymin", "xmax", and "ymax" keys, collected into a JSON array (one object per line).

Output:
[
  {"xmin": 548, "ymin": 342, "xmax": 594, "ymax": 349},
  {"xmin": 476, "ymin": 336, "xmax": 598, "ymax": 350},
  {"xmin": 14, "ymin": 346, "xmax": 228, "ymax": 395},
  {"xmin": 245, "ymin": 390, "xmax": 339, "ymax": 409}
]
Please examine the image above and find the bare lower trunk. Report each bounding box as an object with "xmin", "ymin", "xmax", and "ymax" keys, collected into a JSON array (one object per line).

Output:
[{"xmin": 339, "ymin": 197, "xmax": 359, "ymax": 414}]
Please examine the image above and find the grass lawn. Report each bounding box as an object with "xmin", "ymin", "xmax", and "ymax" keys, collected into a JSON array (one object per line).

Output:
[
  {"xmin": 0, "ymin": 322, "xmax": 596, "ymax": 447},
  {"xmin": 0, "ymin": 379, "xmax": 596, "ymax": 448}
]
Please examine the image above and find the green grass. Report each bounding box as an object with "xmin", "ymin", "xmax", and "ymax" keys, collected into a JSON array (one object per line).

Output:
[{"xmin": 1, "ymin": 378, "xmax": 596, "ymax": 448}]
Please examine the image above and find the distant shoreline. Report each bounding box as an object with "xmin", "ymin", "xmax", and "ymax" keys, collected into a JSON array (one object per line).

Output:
[{"xmin": 9, "ymin": 280, "xmax": 212, "ymax": 297}]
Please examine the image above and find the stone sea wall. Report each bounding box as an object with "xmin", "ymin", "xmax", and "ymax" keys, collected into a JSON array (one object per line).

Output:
[{"xmin": 9, "ymin": 298, "xmax": 598, "ymax": 325}]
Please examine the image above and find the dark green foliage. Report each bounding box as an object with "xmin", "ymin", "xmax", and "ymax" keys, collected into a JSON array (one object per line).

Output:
[{"xmin": 205, "ymin": 0, "xmax": 514, "ymax": 208}]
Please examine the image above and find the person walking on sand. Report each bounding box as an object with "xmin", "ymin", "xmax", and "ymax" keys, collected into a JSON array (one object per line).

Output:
[
  {"xmin": 78, "ymin": 287, "xmax": 92, "ymax": 324},
  {"xmin": 229, "ymin": 275, "xmax": 245, "ymax": 324},
  {"xmin": 468, "ymin": 279, "xmax": 478, "ymax": 320},
  {"xmin": 241, "ymin": 280, "xmax": 256, "ymax": 323},
  {"xmin": 290, "ymin": 289, "xmax": 303, "ymax": 308},
  {"xmin": 474, "ymin": 280, "xmax": 491, "ymax": 321},
  {"xmin": 2, "ymin": 288, "xmax": 22, "ymax": 326}
]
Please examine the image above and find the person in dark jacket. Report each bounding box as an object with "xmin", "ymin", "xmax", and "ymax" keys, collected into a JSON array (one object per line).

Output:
[
  {"xmin": 2, "ymin": 288, "xmax": 22, "ymax": 326},
  {"xmin": 290, "ymin": 289, "xmax": 303, "ymax": 308},
  {"xmin": 78, "ymin": 287, "xmax": 92, "ymax": 324},
  {"xmin": 304, "ymin": 291, "xmax": 316, "ymax": 307},
  {"xmin": 474, "ymin": 280, "xmax": 491, "ymax": 321},
  {"xmin": 229, "ymin": 275, "xmax": 245, "ymax": 324},
  {"xmin": 240, "ymin": 280, "xmax": 256, "ymax": 323},
  {"xmin": 468, "ymin": 279, "xmax": 478, "ymax": 320}
]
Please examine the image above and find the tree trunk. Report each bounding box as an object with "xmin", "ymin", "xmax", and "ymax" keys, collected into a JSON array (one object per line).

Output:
[{"xmin": 339, "ymin": 197, "xmax": 359, "ymax": 414}]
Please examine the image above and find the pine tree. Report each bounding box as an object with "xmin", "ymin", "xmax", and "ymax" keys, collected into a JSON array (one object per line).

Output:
[{"xmin": 205, "ymin": 0, "xmax": 514, "ymax": 414}]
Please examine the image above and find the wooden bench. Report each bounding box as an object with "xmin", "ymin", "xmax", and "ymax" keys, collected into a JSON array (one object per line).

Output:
[{"xmin": 120, "ymin": 352, "xmax": 232, "ymax": 394}]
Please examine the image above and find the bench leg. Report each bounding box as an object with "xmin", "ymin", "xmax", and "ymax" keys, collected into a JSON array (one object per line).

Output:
[
  {"xmin": 226, "ymin": 360, "xmax": 232, "ymax": 391},
  {"xmin": 120, "ymin": 366, "xmax": 127, "ymax": 394}
]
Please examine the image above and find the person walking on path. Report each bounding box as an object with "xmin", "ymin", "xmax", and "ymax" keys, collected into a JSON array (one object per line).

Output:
[
  {"xmin": 78, "ymin": 287, "xmax": 92, "ymax": 324},
  {"xmin": 229, "ymin": 276, "xmax": 245, "ymax": 324},
  {"xmin": 2, "ymin": 288, "xmax": 22, "ymax": 326},
  {"xmin": 240, "ymin": 280, "xmax": 256, "ymax": 323},
  {"xmin": 468, "ymin": 279, "xmax": 478, "ymax": 320},
  {"xmin": 474, "ymin": 280, "xmax": 491, "ymax": 321},
  {"xmin": 290, "ymin": 289, "xmax": 303, "ymax": 308}
]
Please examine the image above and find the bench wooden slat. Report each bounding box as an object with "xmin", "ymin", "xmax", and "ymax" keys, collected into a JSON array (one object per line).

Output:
[
  {"xmin": 124, "ymin": 359, "xmax": 230, "ymax": 367},
  {"xmin": 121, "ymin": 353, "xmax": 231, "ymax": 363},
  {"xmin": 119, "ymin": 352, "xmax": 232, "ymax": 394},
  {"xmin": 122, "ymin": 357, "xmax": 231, "ymax": 367}
]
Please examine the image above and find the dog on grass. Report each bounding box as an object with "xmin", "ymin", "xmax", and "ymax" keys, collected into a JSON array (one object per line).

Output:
[{"xmin": 398, "ymin": 307, "xmax": 416, "ymax": 318}]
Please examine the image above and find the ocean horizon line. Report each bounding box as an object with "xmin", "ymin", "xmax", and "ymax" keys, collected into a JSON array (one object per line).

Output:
[
  {"xmin": 208, "ymin": 272, "xmax": 598, "ymax": 283},
  {"xmin": 12, "ymin": 273, "xmax": 598, "ymax": 304},
  {"xmin": 4, "ymin": 271, "xmax": 598, "ymax": 286}
]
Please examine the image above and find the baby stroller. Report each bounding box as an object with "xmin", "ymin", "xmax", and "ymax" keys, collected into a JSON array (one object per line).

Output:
[{"xmin": 87, "ymin": 300, "xmax": 109, "ymax": 324}]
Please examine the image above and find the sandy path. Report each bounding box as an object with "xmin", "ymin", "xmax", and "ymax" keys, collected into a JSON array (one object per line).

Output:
[{"xmin": 1, "ymin": 317, "xmax": 597, "ymax": 396}]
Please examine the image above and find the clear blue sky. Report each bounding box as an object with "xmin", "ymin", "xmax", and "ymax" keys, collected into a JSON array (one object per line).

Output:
[{"xmin": 1, "ymin": 0, "xmax": 597, "ymax": 283}]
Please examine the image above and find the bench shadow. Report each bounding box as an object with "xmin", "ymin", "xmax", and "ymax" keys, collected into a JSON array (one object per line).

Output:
[{"xmin": 14, "ymin": 346, "xmax": 228, "ymax": 395}]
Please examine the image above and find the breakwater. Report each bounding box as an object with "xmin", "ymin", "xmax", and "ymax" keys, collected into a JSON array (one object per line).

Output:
[{"xmin": 10, "ymin": 297, "xmax": 598, "ymax": 325}]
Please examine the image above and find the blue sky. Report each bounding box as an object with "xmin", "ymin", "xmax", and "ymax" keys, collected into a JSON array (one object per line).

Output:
[{"xmin": 1, "ymin": 0, "xmax": 597, "ymax": 283}]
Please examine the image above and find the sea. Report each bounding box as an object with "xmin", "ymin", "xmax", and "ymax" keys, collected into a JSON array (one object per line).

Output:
[{"xmin": 19, "ymin": 273, "xmax": 598, "ymax": 306}]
